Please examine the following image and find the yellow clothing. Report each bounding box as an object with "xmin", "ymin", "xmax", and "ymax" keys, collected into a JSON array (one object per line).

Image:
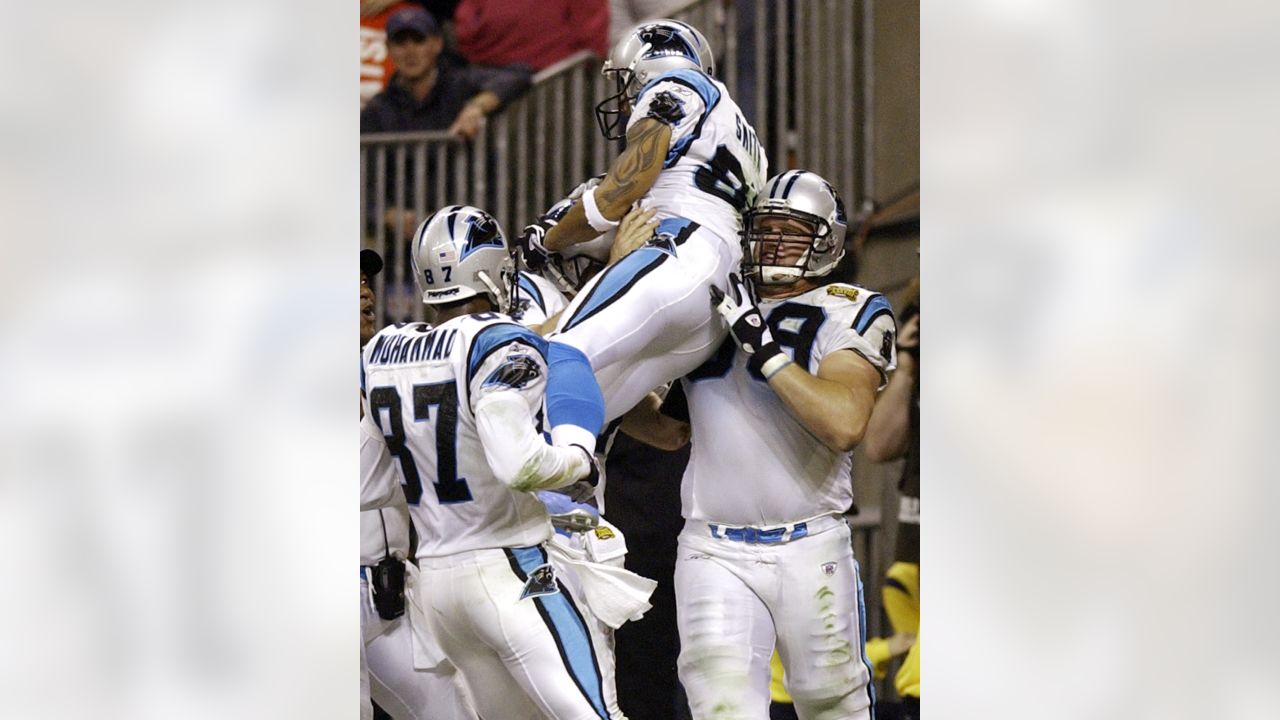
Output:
[
  {"xmin": 896, "ymin": 632, "xmax": 919, "ymax": 698},
  {"xmin": 883, "ymin": 562, "xmax": 919, "ymax": 634},
  {"xmin": 769, "ymin": 649, "xmax": 793, "ymax": 703}
]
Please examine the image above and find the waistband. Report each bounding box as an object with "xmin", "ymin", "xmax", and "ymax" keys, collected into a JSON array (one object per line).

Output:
[
  {"xmin": 685, "ymin": 513, "xmax": 845, "ymax": 545},
  {"xmin": 416, "ymin": 544, "xmax": 545, "ymax": 570}
]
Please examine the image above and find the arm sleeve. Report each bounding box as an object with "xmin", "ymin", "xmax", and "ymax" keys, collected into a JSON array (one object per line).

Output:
[
  {"xmin": 463, "ymin": 64, "xmax": 532, "ymax": 107},
  {"xmin": 626, "ymin": 70, "xmax": 715, "ymax": 149},
  {"xmin": 467, "ymin": 326, "xmax": 589, "ymax": 490},
  {"xmin": 818, "ymin": 291, "xmax": 898, "ymax": 388}
]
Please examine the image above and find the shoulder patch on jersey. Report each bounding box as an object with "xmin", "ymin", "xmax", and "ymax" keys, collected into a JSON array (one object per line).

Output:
[
  {"xmin": 482, "ymin": 353, "xmax": 542, "ymax": 390},
  {"xmin": 646, "ymin": 90, "xmax": 687, "ymax": 125},
  {"xmin": 880, "ymin": 328, "xmax": 896, "ymax": 364},
  {"xmin": 826, "ymin": 286, "xmax": 860, "ymax": 302},
  {"xmin": 594, "ymin": 526, "xmax": 615, "ymax": 540}
]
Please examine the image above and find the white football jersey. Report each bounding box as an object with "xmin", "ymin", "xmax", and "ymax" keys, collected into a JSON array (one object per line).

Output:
[
  {"xmin": 361, "ymin": 313, "xmax": 555, "ymax": 558},
  {"xmin": 627, "ymin": 69, "xmax": 767, "ymax": 243},
  {"xmin": 510, "ymin": 271, "xmax": 568, "ymax": 328},
  {"xmin": 360, "ymin": 485, "xmax": 411, "ymax": 565},
  {"xmin": 680, "ymin": 284, "xmax": 897, "ymax": 526}
]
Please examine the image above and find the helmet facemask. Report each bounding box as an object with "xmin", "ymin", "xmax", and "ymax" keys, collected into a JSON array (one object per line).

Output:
[
  {"xmin": 743, "ymin": 209, "xmax": 834, "ymax": 286},
  {"xmin": 595, "ymin": 60, "xmax": 644, "ymax": 141}
]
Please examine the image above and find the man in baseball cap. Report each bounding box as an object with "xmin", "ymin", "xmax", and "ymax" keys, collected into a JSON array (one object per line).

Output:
[
  {"xmin": 385, "ymin": 6, "xmax": 441, "ymax": 41},
  {"xmin": 361, "ymin": 249, "xmax": 383, "ymax": 346}
]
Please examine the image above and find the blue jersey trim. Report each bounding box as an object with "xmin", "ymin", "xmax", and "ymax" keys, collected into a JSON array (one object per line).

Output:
[
  {"xmin": 466, "ymin": 323, "xmax": 548, "ymax": 387},
  {"xmin": 517, "ymin": 272, "xmax": 547, "ymax": 314},
  {"xmin": 853, "ymin": 294, "xmax": 894, "ymax": 335},
  {"xmin": 639, "ymin": 68, "xmax": 721, "ymax": 112}
]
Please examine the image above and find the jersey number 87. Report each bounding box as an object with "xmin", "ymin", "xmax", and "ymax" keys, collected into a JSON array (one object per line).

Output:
[{"xmin": 368, "ymin": 384, "xmax": 473, "ymax": 505}]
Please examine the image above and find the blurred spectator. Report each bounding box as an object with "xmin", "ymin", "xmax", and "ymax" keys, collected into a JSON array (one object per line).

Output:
[
  {"xmin": 360, "ymin": 1, "xmax": 420, "ymax": 108},
  {"xmin": 452, "ymin": 0, "xmax": 608, "ymax": 71},
  {"xmin": 360, "ymin": 6, "xmax": 530, "ymax": 139},
  {"xmin": 862, "ymin": 278, "xmax": 921, "ymax": 720}
]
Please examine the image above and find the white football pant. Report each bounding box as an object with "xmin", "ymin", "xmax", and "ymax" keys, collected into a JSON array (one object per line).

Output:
[
  {"xmin": 675, "ymin": 517, "xmax": 874, "ymax": 720},
  {"xmin": 418, "ymin": 544, "xmax": 626, "ymax": 720},
  {"xmin": 361, "ymin": 574, "xmax": 478, "ymax": 719},
  {"xmin": 552, "ymin": 221, "xmax": 737, "ymax": 422}
]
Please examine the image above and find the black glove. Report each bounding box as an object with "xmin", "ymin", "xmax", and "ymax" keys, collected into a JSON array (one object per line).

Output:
[
  {"xmin": 518, "ymin": 219, "xmax": 554, "ymax": 272},
  {"xmin": 710, "ymin": 273, "xmax": 791, "ymax": 378}
]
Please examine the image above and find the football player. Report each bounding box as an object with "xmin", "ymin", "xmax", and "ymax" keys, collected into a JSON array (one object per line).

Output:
[
  {"xmin": 359, "ymin": 249, "xmax": 479, "ymax": 720},
  {"xmin": 524, "ymin": 19, "xmax": 767, "ymax": 459},
  {"xmin": 362, "ymin": 206, "xmax": 638, "ymax": 719},
  {"xmin": 668, "ymin": 173, "xmax": 895, "ymax": 720}
]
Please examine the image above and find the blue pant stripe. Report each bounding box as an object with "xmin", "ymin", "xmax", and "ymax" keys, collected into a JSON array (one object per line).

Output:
[
  {"xmin": 512, "ymin": 546, "xmax": 609, "ymax": 719},
  {"xmin": 855, "ymin": 559, "xmax": 877, "ymax": 719},
  {"xmin": 562, "ymin": 247, "xmax": 668, "ymax": 332}
]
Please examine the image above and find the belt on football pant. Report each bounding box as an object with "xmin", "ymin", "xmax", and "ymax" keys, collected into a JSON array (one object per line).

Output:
[{"xmin": 693, "ymin": 513, "xmax": 844, "ymax": 545}]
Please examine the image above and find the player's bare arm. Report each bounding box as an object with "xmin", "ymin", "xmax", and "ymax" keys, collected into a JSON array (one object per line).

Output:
[
  {"xmin": 862, "ymin": 313, "xmax": 917, "ymax": 461},
  {"xmin": 766, "ymin": 349, "xmax": 883, "ymax": 453},
  {"xmin": 544, "ymin": 118, "xmax": 671, "ymax": 251},
  {"xmin": 619, "ymin": 391, "xmax": 691, "ymax": 451}
]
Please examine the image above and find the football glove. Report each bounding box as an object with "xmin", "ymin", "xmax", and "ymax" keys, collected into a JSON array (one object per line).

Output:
[
  {"xmin": 518, "ymin": 218, "xmax": 554, "ymax": 272},
  {"xmin": 710, "ymin": 273, "xmax": 792, "ymax": 379}
]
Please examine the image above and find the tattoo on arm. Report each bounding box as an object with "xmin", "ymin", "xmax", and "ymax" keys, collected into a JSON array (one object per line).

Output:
[{"xmin": 597, "ymin": 120, "xmax": 669, "ymax": 212}]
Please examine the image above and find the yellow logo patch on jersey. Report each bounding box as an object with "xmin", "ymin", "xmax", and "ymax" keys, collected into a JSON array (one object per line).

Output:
[
  {"xmin": 826, "ymin": 286, "xmax": 860, "ymax": 301},
  {"xmin": 594, "ymin": 527, "xmax": 615, "ymax": 540}
]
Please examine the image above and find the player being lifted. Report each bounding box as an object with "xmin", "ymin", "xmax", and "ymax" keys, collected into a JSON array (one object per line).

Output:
[
  {"xmin": 362, "ymin": 205, "xmax": 642, "ymax": 719},
  {"xmin": 523, "ymin": 19, "xmax": 767, "ymax": 456},
  {"xmin": 667, "ymin": 173, "xmax": 895, "ymax": 720}
]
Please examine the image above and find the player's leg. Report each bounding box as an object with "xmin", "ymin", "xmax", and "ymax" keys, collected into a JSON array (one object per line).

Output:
[
  {"xmin": 365, "ymin": 615, "xmax": 478, "ymax": 720},
  {"xmin": 361, "ymin": 571, "xmax": 479, "ymax": 720},
  {"xmin": 414, "ymin": 560, "xmax": 544, "ymax": 720},
  {"xmin": 545, "ymin": 223, "xmax": 736, "ymax": 445},
  {"xmin": 771, "ymin": 523, "xmax": 874, "ymax": 720},
  {"xmin": 479, "ymin": 545, "xmax": 628, "ymax": 719},
  {"xmin": 361, "ymin": 612, "xmax": 374, "ymax": 720},
  {"xmin": 675, "ymin": 529, "xmax": 776, "ymax": 720}
]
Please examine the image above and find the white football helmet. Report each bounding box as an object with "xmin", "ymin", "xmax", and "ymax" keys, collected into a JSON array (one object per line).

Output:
[
  {"xmin": 411, "ymin": 205, "xmax": 514, "ymax": 311},
  {"xmin": 595, "ymin": 19, "xmax": 715, "ymax": 140},
  {"xmin": 743, "ymin": 171, "xmax": 849, "ymax": 286}
]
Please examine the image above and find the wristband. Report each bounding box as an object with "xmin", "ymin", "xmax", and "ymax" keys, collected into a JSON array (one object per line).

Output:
[
  {"xmin": 760, "ymin": 354, "xmax": 792, "ymax": 380},
  {"xmin": 748, "ymin": 341, "xmax": 791, "ymax": 379},
  {"xmin": 582, "ymin": 186, "xmax": 619, "ymax": 233}
]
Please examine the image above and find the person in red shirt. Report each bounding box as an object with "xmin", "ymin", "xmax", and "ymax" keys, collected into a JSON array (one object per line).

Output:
[{"xmin": 452, "ymin": 0, "xmax": 608, "ymax": 71}]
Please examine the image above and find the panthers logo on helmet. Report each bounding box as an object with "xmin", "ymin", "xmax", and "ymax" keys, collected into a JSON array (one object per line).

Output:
[
  {"xmin": 460, "ymin": 212, "xmax": 504, "ymax": 259},
  {"xmin": 637, "ymin": 23, "xmax": 699, "ymax": 64}
]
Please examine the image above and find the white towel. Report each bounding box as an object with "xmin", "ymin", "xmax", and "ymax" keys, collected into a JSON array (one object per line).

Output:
[{"xmin": 547, "ymin": 534, "xmax": 658, "ymax": 629}]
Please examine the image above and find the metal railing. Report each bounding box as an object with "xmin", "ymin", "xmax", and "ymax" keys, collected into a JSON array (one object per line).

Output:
[{"xmin": 361, "ymin": 0, "xmax": 868, "ymax": 323}]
